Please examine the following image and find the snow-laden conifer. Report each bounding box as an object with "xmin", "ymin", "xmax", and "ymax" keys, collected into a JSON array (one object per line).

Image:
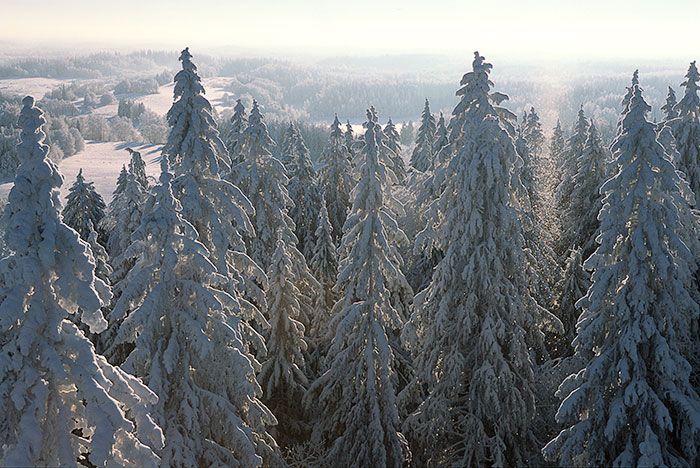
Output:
[
  {"xmin": 671, "ymin": 61, "xmax": 700, "ymax": 200},
  {"xmin": 524, "ymin": 106, "xmax": 545, "ymax": 157},
  {"xmin": 404, "ymin": 52, "xmax": 551, "ymax": 466},
  {"xmin": 318, "ymin": 115, "xmax": 354, "ymax": 243},
  {"xmin": 161, "ymin": 48, "xmax": 267, "ymax": 349},
  {"xmin": 563, "ymin": 121, "xmax": 607, "ymax": 258},
  {"xmin": 383, "ymin": 118, "xmax": 401, "ymax": 156},
  {"xmin": 287, "ymin": 125, "xmax": 322, "ymax": 260},
  {"xmin": 344, "ymin": 119, "xmax": 355, "ymax": 157},
  {"xmin": 662, "ymin": 86, "xmax": 679, "ymax": 122},
  {"xmin": 101, "ymin": 170, "xmax": 146, "ymax": 259},
  {"xmin": 62, "ymin": 168, "xmax": 106, "ymax": 241},
  {"xmin": 555, "ymin": 248, "xmax": 590, "ymax": 356},
  {"xmin": 544, "ymin": 85, "xmax": 700, "ymax": 468},
  {"xmin": 109, "ymin": 158, "xmax": 280, "ymax": 466},
  {"xmin": 410, "ymin": 99, "xmax": 436, "ymax": 171},
  {"xmin": 126, "ymin": 147, "xmax": 148, "ymax": 189},
  {"xmin": 225, "ymin": 98, "xmax": 247, "ymax": 165},
  {"xmin": 259, "ymin": 236, "xmax": 310, "ymax": 447},
  {"xmin": 308, "ymin": 198, "xmax": 338, "ymax": 348},
  {"xmin": 433, "ymin": 111, "xmax": 448, "ymax": 157},
  {"xmin": 0, "ymin": 96, "xmax": 163, "ymax": 467},
  {"xmin": 306, "ymin": 117, "xmax": 411, "ymax": 468}
]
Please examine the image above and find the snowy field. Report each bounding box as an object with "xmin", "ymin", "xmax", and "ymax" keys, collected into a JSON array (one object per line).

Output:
[
  {"xmin": 0, "ymin": 141, "xmax": 161, "ymax": 205},
  {"xmin": 0, "ymin": 77, "xmax": 66, "ymax": 99}
]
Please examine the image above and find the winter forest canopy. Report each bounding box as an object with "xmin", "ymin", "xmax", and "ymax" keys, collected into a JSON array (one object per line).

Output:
[{"xmin": 1, "ymin": 7, "xmax": 700, "ymax": 467}]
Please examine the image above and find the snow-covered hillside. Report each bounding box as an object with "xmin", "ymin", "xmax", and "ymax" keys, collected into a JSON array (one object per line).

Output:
[{"xmin": 0, "ymin": 141, "xmax": 161, "ymax": 204}]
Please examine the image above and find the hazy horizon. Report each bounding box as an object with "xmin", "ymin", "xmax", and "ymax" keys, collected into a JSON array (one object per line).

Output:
[{"xmin": 1, "ymin": 0, "xmax": 698, "ymax": 61}]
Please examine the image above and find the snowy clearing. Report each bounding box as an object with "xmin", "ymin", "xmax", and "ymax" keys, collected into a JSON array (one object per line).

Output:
[{"xmin": 0, "ymin": 141, "xmax": 161, "ymax": 205}]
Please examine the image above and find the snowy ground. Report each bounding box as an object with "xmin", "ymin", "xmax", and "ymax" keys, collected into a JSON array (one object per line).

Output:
[
  {"xmin": 139, "ymin": 77, "xmax": 233, "ymax": 116},
  {"xmin": 0, "ymin": 77, "xmax": 66, "ymax": 99},
  {"xmin": 0, "ymin": 141, "xmax": 162, "ymax": 205}
]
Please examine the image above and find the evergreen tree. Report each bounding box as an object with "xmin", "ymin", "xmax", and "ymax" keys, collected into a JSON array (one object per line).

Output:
[
  {"xmin": 556, "ymin": 107, "xmax": 589, "ymax": 256},
  {"xmin": 433, "ymin": 112, "xmax": 448, "ymax": 156},
  {"xmin": 410, "ymin": 99, "xmax": 437, "ymax": 172},
  {"xmin": 259, "ymin": 236, "xmax": 310, "ymax": 447},
  {"xmin": 308, "ymin": 198, "xmax": 338, "ymax": 348},
  {"xmin": 344, "ymin": 120, "xmax": 355, "ymax": 157},
  {"xmin": 279, "ymin": 122, "xmax": 298, "ymax": 168},
  {"xmin": 563, "ymin": 121, "xmax": 607, "ymax": 259},
  {"xmin": 225, "ymin": 98, "xmax": 247, "ymax": 164},
  {"xmin": 162, "ymin": 47, "xmax": 266, "ymax": 349},
  {"xmin": 616, "ymin": 69, "xmax": 640, "ymax": 135},
  {"xmin": 404, "ymin": 53, "xmax": 549, "ymax": 466},
  {"xmin": 306, "ymin": 117, "xmax": 411, "ymax": 468},
  {"xmin": 383, "ymin": 118, "xmax": 401, "ymax": 155},
  {"xmin": 110, "ymin": 159, "xmax": 280, "ymax": 466},
  {"xmin": 544, "ymin": 85, "xmax": 700, "ymax": 468},
  {"xmin": 288, "ymin": 125, "xmax": 322, "ymax": 261},
  {"xmin": 318, "ymin": 115, "xmax": 354, "ymax": 243},
  {"xmin": 113, "ymin": 164, "xmax": 129, "ymax": 198},
  {"xmin": 0, "ymin": 96, "xmax": 163, "ymax": 467},
  {"xmin": 671, "ymin": 61, "xmax": 700, "ymax": 201},
  {"xmin": 549, "ymin": 119, "xmax": 566, "ymax": 170},
  {"xmin": 661, "ymin": 86, "xmax": 679, "ymax": 122},
  {"xmin": 555, "ymin": 248, "xmax": 590, "ymax": 356},
  {"xmin": 399, "ymin": 120, "xmax": 414, "ymax": 146},
  {"xmin": 126, "ymin": 147, "xmax": 148, "ymax": 189},
  {"xmin": 524, "ymin": 106, "xmax": 545, "ymax": 157},
  {"xmin": 101, "ymin": 170, "xmax": 146, "ymax": 259},
  {"xmin": 370, "ymin": 108, "xmax": 406, "ymax": 183},
  {"xmin": 62, "ymin": 168, "xmax": 106, "ymax": 241}
]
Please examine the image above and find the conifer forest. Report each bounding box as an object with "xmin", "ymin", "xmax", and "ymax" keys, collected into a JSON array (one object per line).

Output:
[{"xmin": 0, "ymin": 1, "xmax": 699, "ymax": 466}]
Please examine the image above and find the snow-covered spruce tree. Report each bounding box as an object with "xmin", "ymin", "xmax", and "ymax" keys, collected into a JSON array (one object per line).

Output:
[
  {"xmin": 344, "ymin": 119, "xmax": 356, "ymax": 158},
  {"xmin": 162, "ymin": 47, "xmax": 267, "ymax": 347},
  {"xmin": 308, "ymin": 197, "xmax": 338, "ymax": 350},
  {"xmin": 225, "ymin": 98, "xmax": 247, "ymax": 165},
  {"xmin": 318, "ymin": 115, "xmax": 354, "ymax": 243},
  {"xmin": 288, "ymin": 125, "xmax": 322, "ymax": 261},
  {"xmin": 109, "ymin": 159, "xmax": 280, "ymax": 466},
  {"xmin": 101, "ymin": 170, "xmax": 146, "ymax": 259},
  {"xmin": 259, "ymin": 235, "xmax": 311, "ymax": 448},
  {"xmin": 671, "ymin": 61, "xmax": 700, "ymax": 201},
  {"xmin": 549, "ymin": 119, "xmax": 566, "ymax": 171},
  {"xmin": 410, "ymin": 99, "xmax": 436, "ymax": 172},
  {"xmin": 368, "ymin": 106, "xmax": 407, "ymax": 183},
  {"xmin": 113, "ymin": 164, "xmax": 129, "ymax": 198},
  {"xmin": 383, "ymin": 118, "xmax": 401, "ymax": 156},
  {"xmin": 661, "ymin": 86, "xmax": 678, "ymax": 123},
  {"xmin": 433, "ymin": 111, "xmax": 448, "ymax": 157},
  {"xmin": 279, "ymin": 122, "xmax": 298, "ymax": 168},
  {"xmin": 306, "ymin": 118, "xmax": 411, "ymax": 468},
  {"xmin": 62, "ymin": 168, "xmax": 106, "ymax": 241},
  {"xmin": 524, "ymin": 106, "xmax": 545, "ymax": 157},
  {"xmin": 126, "ymin": 147, "xmax": 148, "ymax": 189},
  {"xmin": 0, "ymin": 96, "xmax": 163, "ymax": 467},
  {"xmin": 563, "ymin": 121, "xmax": 607, "ymax": 259},
  {"xmin": 515, "ymin": 130, "xmax": 559, "ymax": 313},
  {"xmin": 234, "ymin": 100, "xmax": 320, "ymax": 328},
  {"xmin": 555, "ymin": 248, "xmax": 590, "ymax": 357},
  {"xmin": 556, "ymin": 107, "xmax": 589, "ymax": 256},
  {"xmin": 403, "ymin": 52, "xmax": 552, "ymax": 467},
  {"xmin": 544, "ymin": 85, "xmax": 700, "ymax": 468},
  {"xmin": 616, "ymin": 69, "xmax": 639, "ymax": 135}
]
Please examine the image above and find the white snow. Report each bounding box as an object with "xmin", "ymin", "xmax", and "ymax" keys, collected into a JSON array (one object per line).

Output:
[{"xmin": 0, "ymin": 141, "xmax": 161, "ymax": 205}]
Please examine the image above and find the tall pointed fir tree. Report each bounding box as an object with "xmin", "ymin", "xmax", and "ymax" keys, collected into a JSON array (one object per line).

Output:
[
  {"xmin": 433, "ymin": 111, "xmax": 448, "ymax": 157},
  {"xmin": 549, "ymin": 119, "xmax": 566, "ymax": 172},
  {"xmin": 562, "ymin": 121, "xmax": 608, "ymax": 259},
  {"xmin": 661, "ymin": 86, "xmax": 678, "ymax": 123},
  {"xmin": 383, "ymin": 118, "xmax": 401, "ymax": 156},
  {"xmin": 544, "ymin": 85, "xmax": 700, "ymax": 468},
  {"xmin": 306, "ymin": 117, "xmax": 412, "ymax": 468},
  {"xmin": 410, "ymin": 99, "xmax": 437, "ymax": 171},
  {"xmin": 126, "ymin": 147, "xmax": 148, "ymax": 189},
  {"xmin": 287, "ymin": 125, "xmax": 322, "ymax": 261},
  {"xmin": 556, "ymin": 107, "xmax": 589, "ymax": 256},
  {"xmin": 234, "ymin": 100, "xmax": 320, "ymax": 329},
  {"xmin": 344, "ymin": 119, "xmax": 356, "ymax": 158},
  {"xmin": 671, "ymin": 61, "xmax": 700, "ymax": 201},
  {"xmin": 101, "ymin": 169, "xmax": 146, "ymax": 260},
  {"xmin": 62, "ymin": 168, "xmax": 106, "ymax": 241},
  {"xmin": 109, "ymin": 159, "xmax": 280, "ymax": 466},
  {"xmin": 524, "ymin": 106, "xmax": 545, "ymax": 157},
  {"xmin": 318, "ymin": 115, "xmax": 354, "ymax": 243},
  {"xmin": 259, "ymin": 235, "xmax": 311, "ymax": 448},
  {"xmin": 225, "ymin": 98, "xmax": 247, "ymax": 165},
  {"xmin": 0, "ymin": 96, "xmax": 163, "ymax": 467},
  {"xmin": 555, "ymin": 248, "xmax": 590, "ymax": 357},
  {"xmin": 113, "ymin": 164, "xmax": 129, "ymax": 198},
  {"xmin": 161, "ymin": 47, "xmax": 267, "ymax": 354},
  {"xmin": 403, "ymin": 52, "xmax": 553, "ymax": 466},
  {"xmin": 279, "ymin": 122, "xmax": 298, "ymax": 168}
]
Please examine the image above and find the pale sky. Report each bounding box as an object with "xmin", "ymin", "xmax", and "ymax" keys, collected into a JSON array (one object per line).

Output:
[{"xmin": 1, "ymin": 0, "xmax": 698, "ymax": 59}]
